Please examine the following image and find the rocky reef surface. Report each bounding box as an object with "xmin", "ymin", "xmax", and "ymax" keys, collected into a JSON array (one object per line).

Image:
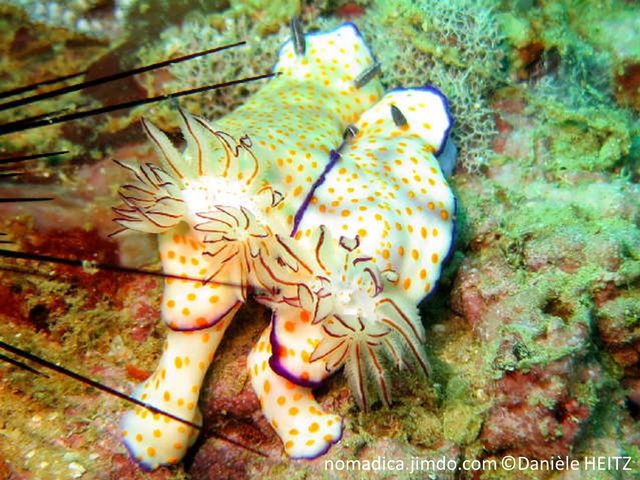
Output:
[{"xmin": 0, "ymin": 1, "xmax": 638, "ymax": 479}]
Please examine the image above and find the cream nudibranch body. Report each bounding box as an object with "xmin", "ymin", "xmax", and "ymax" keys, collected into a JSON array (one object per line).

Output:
[
  {"xmin": 115, "ymin": 22, "xmax": 383, "ymax": 469},
  {"xmin": 266, "ymin": 87, "xmax": 455, "ymax": 409}
]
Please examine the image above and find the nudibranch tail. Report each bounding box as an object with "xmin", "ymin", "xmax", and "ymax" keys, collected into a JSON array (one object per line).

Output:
[
  {"xmin": 248, "ymin": 326, "xmax": 342, "ymax": 459},
  {"xmin": 121, "ymin": 311, "xmax": 236, "ymax": 470}
]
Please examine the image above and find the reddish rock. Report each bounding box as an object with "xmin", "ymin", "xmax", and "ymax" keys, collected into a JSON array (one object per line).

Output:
[
  {"xmin": 335, "ymin": 3, "xmax": 366, "ymax": 19},
  {"xmin": 615, "ymin": 63, "xmax": 640, "ymax": 111},
  {"xmin": 481, "ymin": 359, "xmax": 598, "ymax": 458},
  {"xmin": 595, "ymin": 295, "xmax": 640, "ymax": 376}
]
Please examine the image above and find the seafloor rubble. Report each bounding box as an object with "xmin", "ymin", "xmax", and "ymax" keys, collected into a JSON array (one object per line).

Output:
[{"xmin": 0, "ymin": 1, "xmax": 638, "ymax": 479}]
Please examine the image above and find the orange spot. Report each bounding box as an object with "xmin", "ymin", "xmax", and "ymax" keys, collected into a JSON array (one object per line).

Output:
[
  {"xmin": 135, "ymin": 434, "xmax": 143, "ymax": 443},
  {"xmin": 264, "ymin": 380, "xmax": 271, "ymax": 394},
  {"xmin": 202, "ymin": 332, "xmax": 210, "ymax": 343},
  {"xmin": 440, "ymin": 210, "xmax": 449, "ymax": 220},
  {"xmin": 153, "ymin": 429, "xmax": 162, "ymax": 438},
  {"xmin": 420, "ymin": 269, "xmax": 427, "ymax": 280},
  {"xmin": 284, "ymin": 321, "xmax": 295, "ymax": 333},
  {"xmin": 289, "ymin": 428, "xmax": 299, "ymax": 435},
  {"xmin": 187, "ymin": 293, "xmax": 196, "ymax": 301},
  {"xmin": 166, "ymin": 299, "xmax": 175, "ymax": 308},
  {"xmin": 398, "ymin": 246, "xmax": 405, "ymax": 257},
  {"xmin": 300, "ymin": 371, "xmax": 310, "ymax": 382},
  {"xmin": 421, "ymin": 226, "xmax": 428, "ymax": 238},
  {"xmin": 324, "ymin": 434, "xmax": 333, "ymax": 442},
  {"xmin": 196, "ymin": 317, "xmax": 208, "ymax": 328},
  {"xmin": 411, "ymin": 249, "xmax": 419, "ymax": 260},
  {"xmin": 309, "ymin": 422, "xmax": 319, "ymax": 433},
  {"xmin": 289, "ymin": 407, "xmax": 299, "ymax": 415},
  {"xmin": 403, "ymin": 278, "xmax": 412, "ymax": 290},
  {"xmin": 382, "ymin": 249, "xmax": 390, "ymax": 259},
  {"xmin": 147, "ymin": 447, "xmax": 156, "ymax": 457},
  {"xmin": 167, "ymin": 251, "xmax": 176, "ymax": 259},
  {"xmin": 175, "ymin": 357, "xmax": 183, "ymax": 369},
  {"xmin": 285, "ymin": 440, "xmax": 294, "ymax": 449},
  {"xmin": 182, "ymin": 307, "xmax": 190, "ymax": 316},
  {"xmin": 277, "ymin": 396, "xmax": 286, "ymax": 406},
  {"xmin": 209, "ymin": 295, "xmax": 219, "ymax": 304},
  {"xmin": 299, "ymin": 310, "xmax": 310, "ymax": 323},
  {"xmin": 431, "ymin": 253, "xmax": 440, "ymax": 263},
  {"xmin": 163, "ymin": 391, "xmax": 171, "ymax": 402},
  {"xmin": 174, "ymin": 442, "xmax": 183, "ymax": 450}
]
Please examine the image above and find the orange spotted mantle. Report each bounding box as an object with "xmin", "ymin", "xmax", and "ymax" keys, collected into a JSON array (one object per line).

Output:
[{"xmin": 267, "ymin": 88, "xmax": 455, "ymax": 409}]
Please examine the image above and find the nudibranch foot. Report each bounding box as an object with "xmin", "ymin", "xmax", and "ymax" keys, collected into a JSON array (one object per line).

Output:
[
  {"xmin": 121, "ymin": 315, "xmax": 234, "ymax": 470},
  {"xmin": 248, "ymin": 326, "xmax": 342, "ymax": 459}
]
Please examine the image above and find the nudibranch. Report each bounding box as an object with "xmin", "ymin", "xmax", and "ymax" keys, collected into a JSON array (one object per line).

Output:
[
  {"xmin": 114, "ymin": 21, "xmax": 382, "ymax": 469},
  {"xmin": 264, "ymin": 88, "xmax": 455, "ymax": 410}
]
